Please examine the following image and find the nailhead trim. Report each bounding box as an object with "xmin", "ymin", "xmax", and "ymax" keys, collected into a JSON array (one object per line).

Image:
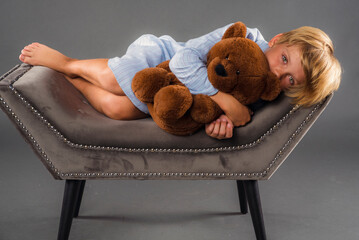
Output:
[
  {"xmin": 0, "ymin": 64, "xmax": 326, "ymax": 179},
  {"xmin": 59, "ymin": 171, "xmax": 269, "ymax": 178}
]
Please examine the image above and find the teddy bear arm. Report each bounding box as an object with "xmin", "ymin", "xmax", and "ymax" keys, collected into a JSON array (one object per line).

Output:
[{"xmin": 190, "ymin": 94, "xmax": 223, "ymax": 124}]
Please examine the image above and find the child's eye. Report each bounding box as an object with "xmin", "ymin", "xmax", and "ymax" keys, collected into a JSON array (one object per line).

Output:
[
  {"xmin": 289, "ymin": 76, "xmax": 294, "ymax": 85},
  {"xmin": 282, "ymin": 55, "xmax": 288, "ymax": 64}
]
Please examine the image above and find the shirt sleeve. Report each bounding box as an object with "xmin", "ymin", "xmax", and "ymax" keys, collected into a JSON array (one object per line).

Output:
[{"xmin": 169, "ymin": 23, "xmax": 268, "ymax": 96}]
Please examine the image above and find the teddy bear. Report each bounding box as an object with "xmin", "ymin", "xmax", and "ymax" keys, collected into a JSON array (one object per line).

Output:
[{"xmin": 132, "ymin": 21, "xmax": 281, "ymax": 136}]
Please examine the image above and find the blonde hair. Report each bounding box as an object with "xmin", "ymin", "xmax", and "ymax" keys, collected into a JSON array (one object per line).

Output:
[{"xmin": 275, "ymin": 26, "xmax": 342, "ymax": 106}]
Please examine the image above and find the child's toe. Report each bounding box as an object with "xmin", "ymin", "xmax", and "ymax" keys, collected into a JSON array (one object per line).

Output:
[
  {"xmin": 21, "ymin": 49, "xmax": 31, "ymax": 56},
  {"xmin": 19, "ymin": 54, "xmax": 26, "ymax": 62},
  {"xmin": 30, "ymin": 42, "xmax": 40, "ymax": 48}
]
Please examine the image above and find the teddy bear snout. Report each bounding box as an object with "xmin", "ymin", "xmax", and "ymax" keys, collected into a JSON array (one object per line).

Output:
[{"xmin": 215, "ymin": 64, "xmax": 227, "ymax": 77}]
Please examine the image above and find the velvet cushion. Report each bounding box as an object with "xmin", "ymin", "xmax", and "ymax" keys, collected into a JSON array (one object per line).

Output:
[{"xmin": 0, "ymin": 64, "xmax": 331, "ymax": 180}]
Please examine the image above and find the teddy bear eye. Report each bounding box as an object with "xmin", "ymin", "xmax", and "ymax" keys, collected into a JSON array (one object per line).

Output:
[
  {"xmin": 225, "ymin": 55, "xmax": 229, "ymax": 60},
  {"xmin": 236, "ymin": 70, "xmax": 240, "ymax": 75}
]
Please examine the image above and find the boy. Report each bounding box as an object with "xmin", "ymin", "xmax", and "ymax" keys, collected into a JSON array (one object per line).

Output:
[{"xmin": 18, "ymin": 23, "xmax": 341, "ymax": 139}]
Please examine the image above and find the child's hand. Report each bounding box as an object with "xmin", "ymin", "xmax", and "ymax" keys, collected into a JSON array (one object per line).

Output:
[
  {"xmin": 205, "ymin": 115, "xmax": 234, "ymax": 139},
  {"xmin": 210, "ymin": 91, "xmax": 252, "ymax": 127}
]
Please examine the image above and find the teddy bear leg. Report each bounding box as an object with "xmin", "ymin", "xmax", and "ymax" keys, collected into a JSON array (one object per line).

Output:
[
  {"xmin": 132, "ymin": 68, "xmax": 171, "ymax": 103},
  {"xmin": 190, "ymin": 94, "xmax": 223, "ymax": 124},
  {"xmin": 154, "ymin": 85, "xmax": 193, "ymax": 121}
]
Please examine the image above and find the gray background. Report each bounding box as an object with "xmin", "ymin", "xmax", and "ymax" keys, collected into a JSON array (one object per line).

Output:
[{"xmin": 0, "ymin": 0, "xmax": 358, "ymax": 239}]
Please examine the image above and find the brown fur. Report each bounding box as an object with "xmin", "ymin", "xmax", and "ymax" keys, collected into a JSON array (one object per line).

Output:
[{"xmin": 132, "ymin": 22, "xmax": 281, "ymax": 135}]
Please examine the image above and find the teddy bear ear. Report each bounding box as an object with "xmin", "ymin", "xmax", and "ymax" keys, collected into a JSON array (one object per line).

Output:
[
  {"xmin": 222, "ymin": 21, "xmax": 247, "ymax": 39},
  {"xmin": 261, "ymin": 72, "xmax": 282, "ymax": 101}
]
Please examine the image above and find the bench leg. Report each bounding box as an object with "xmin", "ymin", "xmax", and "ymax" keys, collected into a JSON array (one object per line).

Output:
[
  {"xmin": 57, "ymin": 180, "xmax": 84, "ymax": 240},
  {"xmin": 243, "ymin": 180, "xmax": 267, "ymax": 240},
  {"xmin": 74, "ymin": 180, "xmax": 86, "ymax": 218},
  {"xmin": 236, "ymin": 180, "xmax": 248, "ymax": 214}
]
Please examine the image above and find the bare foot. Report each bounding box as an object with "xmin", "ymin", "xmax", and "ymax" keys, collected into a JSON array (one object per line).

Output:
[{"xmin": 19, "ymin": 43, "xmax": 74, "ymax": 75}]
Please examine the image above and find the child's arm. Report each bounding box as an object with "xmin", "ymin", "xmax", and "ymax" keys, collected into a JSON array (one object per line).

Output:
[
  {"xmin": 210, "ymin": 91, "xmax": 252, "ymax": 127},
  {"xmin": 206, "ymin": 92, "xmax": 252, "ymax": 140}
]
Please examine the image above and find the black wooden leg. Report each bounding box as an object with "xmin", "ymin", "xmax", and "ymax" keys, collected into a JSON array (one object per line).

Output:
[
  {"xmin": 73, "ymin": 180, "xmax": 86, "ymax": 218},
  {"xmin": 57, "ymin": 180, "xmax": 82, "ymax": 240},
  {"xmin": 243, "ymin": 180, "xmax": 267, "ymax": 240},
  {"xmin": 236, "ymin": 180, "xmax": 248, "ymax": 214}
]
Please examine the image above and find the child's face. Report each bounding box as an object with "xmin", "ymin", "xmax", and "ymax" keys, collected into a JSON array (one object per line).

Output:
[{"xmin": 264, "ymin": 43, "xmax": 306, "ymax": 90}]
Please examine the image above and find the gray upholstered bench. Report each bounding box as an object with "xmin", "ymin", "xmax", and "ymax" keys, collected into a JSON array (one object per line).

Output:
[{"xmin": 0, "ymin": 64, "xmax": 332, "ymax": 240}]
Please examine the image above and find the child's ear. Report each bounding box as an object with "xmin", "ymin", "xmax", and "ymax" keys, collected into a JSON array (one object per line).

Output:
[
  {"xmin": 261, "ymin": 72, "xmax": 281, "ymax": 101},
  {"xmin": 268, "ymin": 33, "xmax": 283, "ymax": 47},
  {"xmin": 222, "ymin": 21, "xmax": 247, "ymax": 39}
]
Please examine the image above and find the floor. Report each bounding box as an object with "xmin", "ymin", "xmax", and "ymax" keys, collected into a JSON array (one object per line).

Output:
[{"xmin": 1, "ymin": 112, "xmax": 358, "ymax": 240}]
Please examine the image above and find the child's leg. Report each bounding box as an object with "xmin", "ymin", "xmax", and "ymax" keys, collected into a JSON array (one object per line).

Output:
[
  {"xmin": 64, "ymin": 75, "xmax": 147, "ymax": 120},
  {"xmin": 19, "ymin": 43, "xmax": 123, "ymax": 96}
]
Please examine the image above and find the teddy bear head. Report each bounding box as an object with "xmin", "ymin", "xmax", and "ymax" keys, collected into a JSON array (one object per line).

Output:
[{"xmin": 206, "ymin": 22, "xmax": 281, "ymax": 105}]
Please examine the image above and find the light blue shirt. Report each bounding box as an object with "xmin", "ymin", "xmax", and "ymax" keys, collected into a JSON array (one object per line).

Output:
[{"xmin": 108, "ymin": 23, "xmax": 269, "ymax": 114}]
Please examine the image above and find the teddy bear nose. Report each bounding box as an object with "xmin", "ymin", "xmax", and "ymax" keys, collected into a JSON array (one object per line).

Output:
[{"xmin": 215, "ymin": 64, "xmax": 227, "ymax": 77}]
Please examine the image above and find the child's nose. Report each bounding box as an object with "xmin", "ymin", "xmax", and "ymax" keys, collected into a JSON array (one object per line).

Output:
[
  {"xmin": 272, "ymin": 69, "xmax": 280, "ymax": 79},
  {"xmin": 272, "ymin": 66, "xmax": 284, "ymax": 80}
]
